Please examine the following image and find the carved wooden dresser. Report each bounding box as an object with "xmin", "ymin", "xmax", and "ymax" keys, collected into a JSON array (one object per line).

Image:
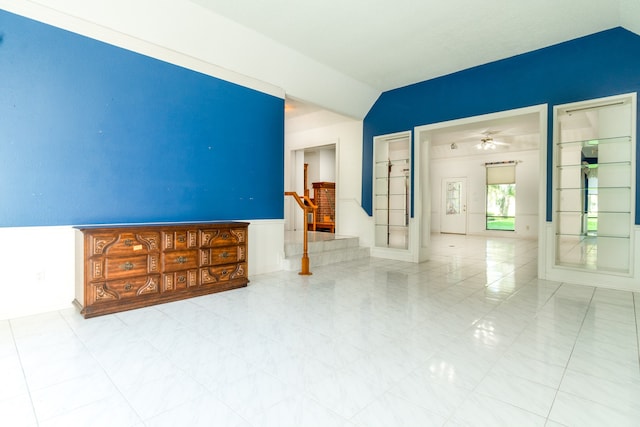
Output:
[{"xmin": 74, "ymin": 222, "xmax": 249, "ymax": 318}]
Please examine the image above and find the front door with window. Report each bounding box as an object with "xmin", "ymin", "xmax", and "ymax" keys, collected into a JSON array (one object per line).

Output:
[{"xmin": 441, "ymin": 178, "xmax": 467, "ymax": 234}]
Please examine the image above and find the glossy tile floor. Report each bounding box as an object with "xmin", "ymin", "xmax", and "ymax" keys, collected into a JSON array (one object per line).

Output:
[{"xmin": 2, "ymin": 234, "xmax": 640, "ymax": 426}]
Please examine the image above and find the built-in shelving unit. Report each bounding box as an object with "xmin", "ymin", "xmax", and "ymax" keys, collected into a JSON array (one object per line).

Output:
[
  {"xmin": 374, "ymin": 133, "xmax": 411, "ymax": 250},
  {"xmin": 554, "ymin": 98, "xmax": 635, "ymax": 274}
]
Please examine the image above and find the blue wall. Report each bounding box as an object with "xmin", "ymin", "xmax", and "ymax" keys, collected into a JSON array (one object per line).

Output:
[
  {"xmin": 363, "ymin": 27, "xmax": 640, "ymax": 224},
  {"xmin": 0, "ymin": 10, "xmax": 284, "ymax": 227}
]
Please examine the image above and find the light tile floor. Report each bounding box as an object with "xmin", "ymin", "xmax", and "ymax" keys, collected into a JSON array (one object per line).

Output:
[{"xmin": 2, "ymin": 234, "xmax": 640, "ymax": 426}]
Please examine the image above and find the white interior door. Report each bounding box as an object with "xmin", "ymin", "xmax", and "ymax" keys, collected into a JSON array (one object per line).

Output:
[{"xmin": 441, "ymin": 177, "xmax": 467, "ymax": 234}]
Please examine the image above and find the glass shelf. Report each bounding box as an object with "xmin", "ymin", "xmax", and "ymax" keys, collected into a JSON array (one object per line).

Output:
[
  {"xmin": 375, "ymin": 192, "xmax": 411, "ymax": 196},
  {"xmin": 556, "ymin": 211, "xmax": 631, "ymax": 216},
  {"xmin": 556, "ymin": 232, "xmax": 630, "ymax": 238},
  {"xmin": 375, "ymin": 158, "xmax": 410, "ymax": 165},
  {"xmin": 375, "ymin": 176, "xmax": 411, "ymax": 181},
  {"xmin": 556, "ymin": 161, "xmax": 631, "ymax": 168},
  {"xmin": 556, "ymin": 186, "xmax": 630, "ymax": 190},
  {"xmin": 557, "ymin": 135, "xmax": 631, "ymax": 146}
]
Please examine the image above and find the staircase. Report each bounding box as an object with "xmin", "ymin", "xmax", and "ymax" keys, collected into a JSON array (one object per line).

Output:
[{"xmin": 283, "ymin": 231, "xmax": 370, "ymax": 271}]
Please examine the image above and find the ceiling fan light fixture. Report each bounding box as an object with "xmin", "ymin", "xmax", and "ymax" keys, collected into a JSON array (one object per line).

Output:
[{"xmin": 479, "ymin": 137, "xmax": 496, "ymax": 150}]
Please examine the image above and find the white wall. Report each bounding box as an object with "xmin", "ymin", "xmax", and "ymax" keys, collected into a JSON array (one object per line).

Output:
[
  {"xmin": 304, "ymin": 151, "xmax": 321, "ymax": 193},
  {"xmin": 285, "ymin": 111, "xmax": 372, "ymax": 244},
  {"xmin": 0, "ymin": 226, "xmax": 76, "ymax": 320},
  {"xmin": 319, "ymin": 148, "xmax": 337, "ymax": 182},
  {"xmin": 430, "ymin": 150, "xmax": 539, "ymax": 238},
  {"xmin": 304, "ymin": 147, "xmax": 337, "ymax": 197}
]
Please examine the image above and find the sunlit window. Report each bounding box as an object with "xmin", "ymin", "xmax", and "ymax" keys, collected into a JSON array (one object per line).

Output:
[
  {"xmin": 486, "ymin": 183, "xmax": 515, "ymax": 230},
  {"xmin": 486, "ymin": 163, "xmax": 516, "ymax": 231}
]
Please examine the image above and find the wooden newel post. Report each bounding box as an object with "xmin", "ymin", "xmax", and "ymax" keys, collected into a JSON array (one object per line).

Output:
[
  {"xmin": 284, "ymin": 191, "xmax": 313, "ymax": 275},
  {"xmin": 300, "ymin": 206, "xmax": 312, "ymax": 275},
  {"xmin": 298, "ymin": 163, "xmax": 312, "ymax": 274}
]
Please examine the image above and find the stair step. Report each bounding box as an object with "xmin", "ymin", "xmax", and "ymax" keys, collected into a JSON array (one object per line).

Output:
[
  {"xmin": 283, "ymin": 245, "xmax": 370, "ymax": 271},
  {"xmin": 283, "ymin": 232, "xmax": 370, "ymax": 271},
  {"xmin": 284, "ymin": 235, "xmax": 360, "ymax": 257},
  {"xmin": 283, "ymin": 231, "xmax": 370, "ymax": 271}
]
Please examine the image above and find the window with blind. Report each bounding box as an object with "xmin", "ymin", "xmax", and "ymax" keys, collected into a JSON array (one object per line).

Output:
[{"xmin": 486, "ymin": 163, "xmax": 516, "ymax": 231}]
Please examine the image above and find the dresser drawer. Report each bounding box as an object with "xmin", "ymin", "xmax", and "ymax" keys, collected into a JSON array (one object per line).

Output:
[
  {"xmin": 163, "ymin": 250, "xmax": 199, "ymax": 272},
  {"xmin": 89, "ymin": 275, "xmax": 160, "ymax": 304},
  {"xmin": 162, "ymin": 230, "xmax": 198, "ymax": 251},
  {"xmin": 200, "ymin": 263, "xmax": 247, "ymax": 285},
  {"xmin": 162, "ymin": 269, "xmax": 198, "ymax": 291},
  {"xmin": 91, "ymin": 254, "xmax": 160, "ymax": 281},
  {"xmin": 88, "ymin": 231, "xmax": 160, "ymax": 257},
  {"xmin": 76, "ymin": 222, "xmax": 248, "ymax": 318},
  {"xmin": 200, "ymin": 245, "xmax": 246, "ymax": 266},
  {"xmin": 200, "ymin": 228, "xmax": 246, "ymax": 247}
]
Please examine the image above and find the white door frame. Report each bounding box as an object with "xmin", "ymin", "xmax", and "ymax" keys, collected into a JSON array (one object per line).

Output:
[
  {"xmin": 414, "ymin": 104, "xmax": 548, "ymax": 267},
  {"xmin": 285, "ymin": 140, "xmax": 339, "ymax": 232}
]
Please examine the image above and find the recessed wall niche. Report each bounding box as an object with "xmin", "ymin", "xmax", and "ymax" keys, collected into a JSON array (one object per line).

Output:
[
  {"xmin": 554, "ymin": 94, "xmax": 636, "ymax": 274},
  {"xmin": 373, "ymin": 132, "xmax": 411, "ymax": 250}
]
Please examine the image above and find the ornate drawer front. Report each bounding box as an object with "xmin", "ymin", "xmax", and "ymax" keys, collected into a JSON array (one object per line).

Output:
[
  {"xmin": 200, "ymin": 263, "xmax": 246, "ymax": 285},
  {"xmin": 89, "ymin": 232, "xmax": 160, "ymax": 257},
  {"xmin": 89, "ymin": 275, "xmax": 160, "ymax": 304},
  {"xmin": 163, "ymin": 250, "xmax": 198, "ymax": 272},
  {"xmin": 92, "ymin": 254, "xmax": 159, "ymax": 280},
  {"xmin": 200, "ymin": 245, "xmax": 245, "ymax": 266},
  {"xmin": 77, "ymin": 222, "xmax": 248, "ymax": 318},
  {"xmin": 162, "ymin": 230, "xmax": 198, "ymax": 251},
  {"xmin": 162, "ymin": 269, "xmax": 198, "ymax": 291},
  {"xmin": 200, "ymin": 228, "xmax": 246, "ymax": 247}
]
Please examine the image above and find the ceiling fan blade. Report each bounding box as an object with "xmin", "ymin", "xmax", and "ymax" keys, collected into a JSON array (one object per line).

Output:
[{"xmin": 479, "ymin": 130, "xmax": 501, "ymax": 137}]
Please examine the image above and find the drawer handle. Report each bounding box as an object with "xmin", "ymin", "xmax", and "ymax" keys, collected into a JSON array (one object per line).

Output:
[
  {"xmin": 177, "ymin": 235, "xmax": 186, "ymax": 243},
  {"xmin": 177, "ymin": 256, "xmax": 188, "ymax": 264},
  {"xmin": 219, "ymin": 252, "xmax": 229, "ymax": 259},
  {"xmin": 124, "ymin": 239, "xmax": 133, "ymax": 246},
  {"xmin": 222, "ymin": 233, "xmax": 229, "ymax": 239},
  {"xmin": 177, "ymin": 275, "xmax": 186, "ymax": 283},
  {"xmin": 121, "ymin": 262, "xmax": 134, "ymax": 271},
  {"xmin": 221, "ymin": 270, "xmax": 228, "ymax": 275},
  {"xmin": 124, "ymin": 283, "xmax": 132, "ymax": 291}
]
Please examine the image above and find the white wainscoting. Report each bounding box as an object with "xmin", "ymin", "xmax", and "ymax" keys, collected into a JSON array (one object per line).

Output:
[
  {"xmin": 0, "ymin": 226, "xmax": 76, "ymax": 320},
  {"xmin": 0, "ymin": 219, "xmax": 285, "ymax": 320}
]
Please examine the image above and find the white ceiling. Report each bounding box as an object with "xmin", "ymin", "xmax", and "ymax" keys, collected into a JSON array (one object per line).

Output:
[
  {"xmin": 191, "ymin": 0, "xmax": 633, "ymax": 92},
  {"xmin": 428, "ymin": 112, "xmax": 541, "ymax": 159}
]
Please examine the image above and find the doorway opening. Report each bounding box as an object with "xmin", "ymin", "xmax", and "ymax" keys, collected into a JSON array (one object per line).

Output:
[
  {"xmin": 414, "ymin": 104, "xmax": 547, "ymax": 264},
  {"xmin": 288, "ymin": 144, "xmax": 337, "ymax": 233}
]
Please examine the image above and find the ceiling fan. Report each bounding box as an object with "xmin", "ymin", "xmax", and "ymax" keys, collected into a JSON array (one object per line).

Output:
[{"xmin": 474, "ymin": 132, "xmax": 509, "ymax": 150}]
